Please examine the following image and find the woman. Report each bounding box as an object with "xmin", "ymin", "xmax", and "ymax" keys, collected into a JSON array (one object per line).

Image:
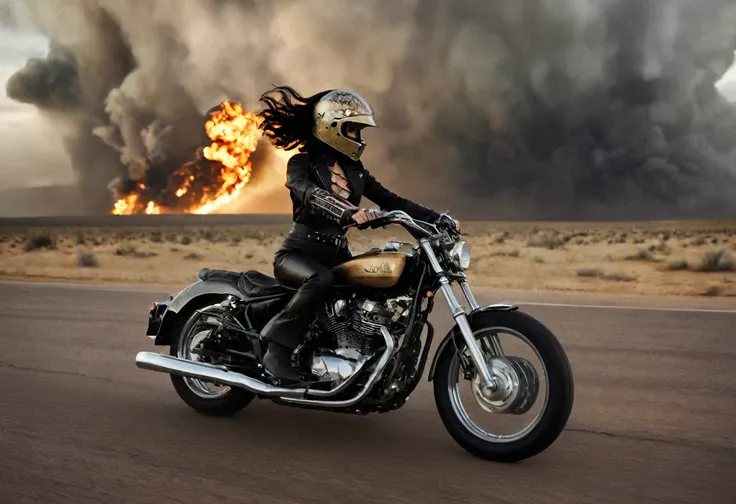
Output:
[{"xmin": 257, "ymin": 85, "xmax": 458, "ymax": 383}]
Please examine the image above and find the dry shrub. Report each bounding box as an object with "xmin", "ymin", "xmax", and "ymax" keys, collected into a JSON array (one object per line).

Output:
[
  {"xmin": 134, "ymin": 251, "xmax": 158, "ymax": 258},
  {"xmin": 24, "ymin": 233, "xmax": 56, "ymax": 251},
  {"xmin": 490, "ymin": 249, "xmax": 520, "ymax": 258},
  {"xmin": 667, "ymin": 259, "xmax": 689, "ymax": 271},
  {"xmin": 576, "ymin": 268, "xmax": 602, "ymax": 278},
  {"xmin": 115, "ymin": 244, "xmax": 138, "ymax": 256},
  {"xmin": 701, "ymin": 285, "xmax": 723, "ymax": 297},
  {"xmin": 201, "ymin": 230, "xmax": 217, "ymax": 242},
  {"xmin": 648, "ymin": 240, "xmax": 671, "ymax": 255},
  {"xmin": 576, "ymin": 268, "xmax": 636, "ymax": 282},
  {"xmin": 697, "ymin": 250, "xmax": 735, "ymax": 272},
  {"xmin": 624, "ymin": 248, "xmax": 654, "ymax": 261},
  {"xmin": 116, "ymin": 244, "xmax": 157, "ymax": 258},
  {"xmin": 76, "ymin": 250, "xmax": 99, "ymax": 268},
  {"xmin": 604, "ymin": 272, "xmax": 637, "ymax": 282},
  {"xmin": 493, "ymin": 232, "xmax": 508, "ymax": 244},
  {"xmin": 527, "ymin": 232, "xmax": 564, "ymax": 250}
]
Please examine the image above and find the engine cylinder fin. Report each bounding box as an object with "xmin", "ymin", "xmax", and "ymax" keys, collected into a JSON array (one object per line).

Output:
[{"xmin": 316, "ymin": 296, "xmax": 414, "ymax": 356}]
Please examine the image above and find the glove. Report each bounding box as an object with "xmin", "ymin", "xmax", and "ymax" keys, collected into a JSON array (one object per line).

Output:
[{"xmin": 435, "ymin": 213, "xmax": 460, "ymax": 233}]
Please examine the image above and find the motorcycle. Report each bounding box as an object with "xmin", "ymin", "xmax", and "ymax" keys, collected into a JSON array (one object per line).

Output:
[{"xmin": 135, "ymin": 210, "xmax": 574, "ymax": 462}]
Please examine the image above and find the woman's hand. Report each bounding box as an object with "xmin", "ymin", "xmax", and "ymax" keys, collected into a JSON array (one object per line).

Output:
[
  {"xmin": 435, "ymin": 213, "xmax": 461, "ymax": 233},
  {"xmin": 351, "ymin": 207, "xmax": 382, "ymax": 225}
]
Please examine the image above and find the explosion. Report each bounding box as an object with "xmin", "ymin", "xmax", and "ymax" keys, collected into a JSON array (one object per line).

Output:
[{"xmin": 111, "ymin": 100, "xmax": 263, "ymax": 215}]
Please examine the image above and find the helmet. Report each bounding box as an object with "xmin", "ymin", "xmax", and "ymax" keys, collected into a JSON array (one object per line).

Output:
[{"xmin": 312, "ymin": 89, "xmax": 377, "ymax": 161}]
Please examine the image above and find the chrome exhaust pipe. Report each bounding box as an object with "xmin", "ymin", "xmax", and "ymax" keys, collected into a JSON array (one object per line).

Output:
[
  {"xmin": 135, "ymin": 352, "xmax": 306, "ymax": 398},
  {"xmin": 135, "ymin": 322, "xmax": 394, "ymax": 403},
  {"xmin": 277, "ymin": 326, "xmax": 395, "ymax": 407}
]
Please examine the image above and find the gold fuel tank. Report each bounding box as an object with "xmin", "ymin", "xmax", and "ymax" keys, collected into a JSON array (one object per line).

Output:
[{"xmin": 332, "ymin": 251, "xmax": 407, "ymax": 288}]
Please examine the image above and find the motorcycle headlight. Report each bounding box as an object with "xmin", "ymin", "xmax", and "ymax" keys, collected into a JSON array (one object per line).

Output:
[{"xmin": 449, "ymin": 241, "xmax": 471, "ymax": 270}]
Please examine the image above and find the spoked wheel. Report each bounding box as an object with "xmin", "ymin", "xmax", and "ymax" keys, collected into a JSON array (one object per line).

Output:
[
  {"xmin": 433, "ymin": 310, "xmax": 574, "ymax": 462},
  {"xmin": 169, "ymin": 309, "xmax": 254, "ymax": 416}
]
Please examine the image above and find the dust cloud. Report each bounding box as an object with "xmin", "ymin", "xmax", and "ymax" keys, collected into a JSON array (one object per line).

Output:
[{"xmin": 2, "ymin": 0, "xmax": 736, "ymax": 219}]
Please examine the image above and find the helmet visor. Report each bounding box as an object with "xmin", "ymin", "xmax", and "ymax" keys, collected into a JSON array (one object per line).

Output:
[{"xmin": 341, "ymin": 122, "xmax": 365, "ymax": 143}]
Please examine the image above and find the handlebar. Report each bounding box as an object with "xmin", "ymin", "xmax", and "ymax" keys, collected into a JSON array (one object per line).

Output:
[{"xmin": 344, "ymin": 208, "xmax": 445, "ymax": 239}]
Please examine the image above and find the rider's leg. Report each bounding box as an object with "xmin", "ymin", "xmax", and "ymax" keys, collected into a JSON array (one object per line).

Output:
[{"xmin": 260, "ymin": 250, "xmax": 335, "ymax": 381}]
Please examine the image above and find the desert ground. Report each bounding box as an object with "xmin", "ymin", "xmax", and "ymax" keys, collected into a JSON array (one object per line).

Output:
[{"xmin": 1, "ymin": 219, "xmax": 735, "ymax": 298}]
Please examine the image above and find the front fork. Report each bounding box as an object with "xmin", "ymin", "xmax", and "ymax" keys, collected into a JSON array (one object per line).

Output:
[
  {"xmin": 420, "ymin": 240, "xmax": 503, "ymax": 390},
  {"xmin": 458, "ymin": 281, "xmax": 505, "ymax": 358}
]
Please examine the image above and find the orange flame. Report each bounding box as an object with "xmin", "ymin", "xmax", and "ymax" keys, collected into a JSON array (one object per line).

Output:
[{"xmin": 111, "ymin": 100, "xmax": 263, "ymax": 215}]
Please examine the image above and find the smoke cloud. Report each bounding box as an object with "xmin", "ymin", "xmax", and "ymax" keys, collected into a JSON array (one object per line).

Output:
[{"xmin": 3, "ymin": 0, "xmax": 736, "ymax": 219}]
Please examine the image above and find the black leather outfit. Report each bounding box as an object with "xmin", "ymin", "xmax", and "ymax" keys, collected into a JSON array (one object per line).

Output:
[{"xmin": 260, "ymin": 151, "xmax": 440, "ymax": 379}]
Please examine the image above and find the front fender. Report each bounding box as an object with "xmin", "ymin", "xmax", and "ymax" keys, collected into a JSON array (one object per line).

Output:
[
  {"xmin": 152, "ymin": 280, "xmax": 246, "ymax": 346},
  {"xmin": 427, "ymin": 303, "xmax": 518, "ymax": 381}
]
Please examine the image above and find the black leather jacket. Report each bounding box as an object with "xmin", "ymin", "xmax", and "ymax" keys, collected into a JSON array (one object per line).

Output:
[{"xmin": 285, "ymin": 152, "xmax": 440, "ymax": 235}]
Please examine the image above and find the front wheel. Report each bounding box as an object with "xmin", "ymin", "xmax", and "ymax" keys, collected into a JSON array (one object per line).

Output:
[
  {"xmin": 433, "ymin": 310, "xmax": 574, "ymax": 462},
  {"xmin": 169, "ymin": 308, "xmax": 255, "ymax": 416}
]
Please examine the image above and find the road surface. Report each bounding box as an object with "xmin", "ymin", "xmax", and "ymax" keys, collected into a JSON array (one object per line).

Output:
[{"xmin": 0, "ymin": 282, "xmax": 734, "ymax": 504}]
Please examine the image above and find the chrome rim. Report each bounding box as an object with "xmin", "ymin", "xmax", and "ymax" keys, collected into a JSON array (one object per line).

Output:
[
  {"xmin": 447, "ymin": 326, "xmax": 549, "ymax": 443},
  {"xmin": 177, "ymin": 315, "xmax": 231, "ymax": 399}
]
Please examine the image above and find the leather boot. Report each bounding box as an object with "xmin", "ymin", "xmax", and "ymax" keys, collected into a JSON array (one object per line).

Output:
[{"xmin": 263, "ymin": 342, "xmax": 302, "ymax": 382}]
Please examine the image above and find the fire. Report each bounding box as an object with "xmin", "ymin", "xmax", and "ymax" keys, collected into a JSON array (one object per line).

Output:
[
  {"xmin": 111, "ymin": 100, "xmax": 264, "ymax": 215},
  {"xmin": 112, "ymin": 183, "xmax": 164, "ymax": 215}
]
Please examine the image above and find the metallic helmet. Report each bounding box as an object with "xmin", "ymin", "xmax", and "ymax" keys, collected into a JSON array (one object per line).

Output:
[{"xmin": 312, "ymin": 89, "xmax": 377, "ymax": 161}]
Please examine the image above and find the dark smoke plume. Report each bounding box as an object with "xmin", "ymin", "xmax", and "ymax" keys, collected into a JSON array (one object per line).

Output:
[{"xmin": 4, "ymin": 0, "xmax": 736, "ymax": 219}]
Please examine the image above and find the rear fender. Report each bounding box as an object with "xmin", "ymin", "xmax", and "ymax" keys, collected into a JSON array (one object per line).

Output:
[
  {"xmin": 427, "ymin": 303, "xmax": 518, "ymax": 381},
  {"xmin": 145, "ymin": 300, "xmax": 171, "ymax": 337},
  {"xmin": 151, "ymin": 280, "xmax": 246, "ymax": 346}
]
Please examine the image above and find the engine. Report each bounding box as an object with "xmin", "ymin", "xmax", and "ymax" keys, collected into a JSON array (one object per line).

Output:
[{"xmin": 315, "ymin": 295, "xmax": 413, "ymax": 359}]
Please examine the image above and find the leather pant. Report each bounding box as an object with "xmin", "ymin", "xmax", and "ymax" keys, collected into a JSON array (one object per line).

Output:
[{"xmin": 260, "ymin": 234, "xmax": 351, "ymax": 350}]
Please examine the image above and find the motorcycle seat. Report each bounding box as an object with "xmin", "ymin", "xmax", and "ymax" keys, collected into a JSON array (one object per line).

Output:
[{"xmin": 198, "ymin": 268, "xmax": 294, "ymax": 299}]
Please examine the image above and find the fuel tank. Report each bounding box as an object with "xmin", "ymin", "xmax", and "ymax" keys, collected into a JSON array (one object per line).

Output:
[{"xmin": 332, "ymin": 251, "xmax": 407, "ymax": 288}]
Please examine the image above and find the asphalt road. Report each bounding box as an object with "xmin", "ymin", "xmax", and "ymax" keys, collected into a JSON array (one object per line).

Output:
[{"xmin": 1, "ymin": 282, "xmax": 734, "ymax": 504}]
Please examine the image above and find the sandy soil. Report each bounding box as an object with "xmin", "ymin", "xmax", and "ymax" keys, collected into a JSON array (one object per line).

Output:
[{"xmin": 1, "ymin": 220, "xmax": 735, "ymax": 297}]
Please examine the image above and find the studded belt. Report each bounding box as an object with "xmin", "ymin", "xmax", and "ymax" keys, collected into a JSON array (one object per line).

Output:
[{"xmin": 289, "ymin": 223, "xmax": 348, "ymax": 249}]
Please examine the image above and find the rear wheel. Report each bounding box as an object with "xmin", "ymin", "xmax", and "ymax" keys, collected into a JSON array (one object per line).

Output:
[
  {"xmin": 169, "ymin": 308, "xmax": 255, "ymax": 416},
  {"xmin": 433, "ymin": 310, "xmax": 574, "ymax": 462}
]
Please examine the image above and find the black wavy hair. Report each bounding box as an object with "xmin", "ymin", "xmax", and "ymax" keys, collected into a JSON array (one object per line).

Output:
[{"xmin": 258, "ymin": 85, "xmax": 333, "ymax": 155}]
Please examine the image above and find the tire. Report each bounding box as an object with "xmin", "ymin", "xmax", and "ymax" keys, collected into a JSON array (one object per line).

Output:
[
  {"xmin": 169, "ymin": 308, "xmax": 255, "ymax": 416},
  {"xmin": 433, "ymin": 310, "xmax": 574, "ymax": 462}
]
